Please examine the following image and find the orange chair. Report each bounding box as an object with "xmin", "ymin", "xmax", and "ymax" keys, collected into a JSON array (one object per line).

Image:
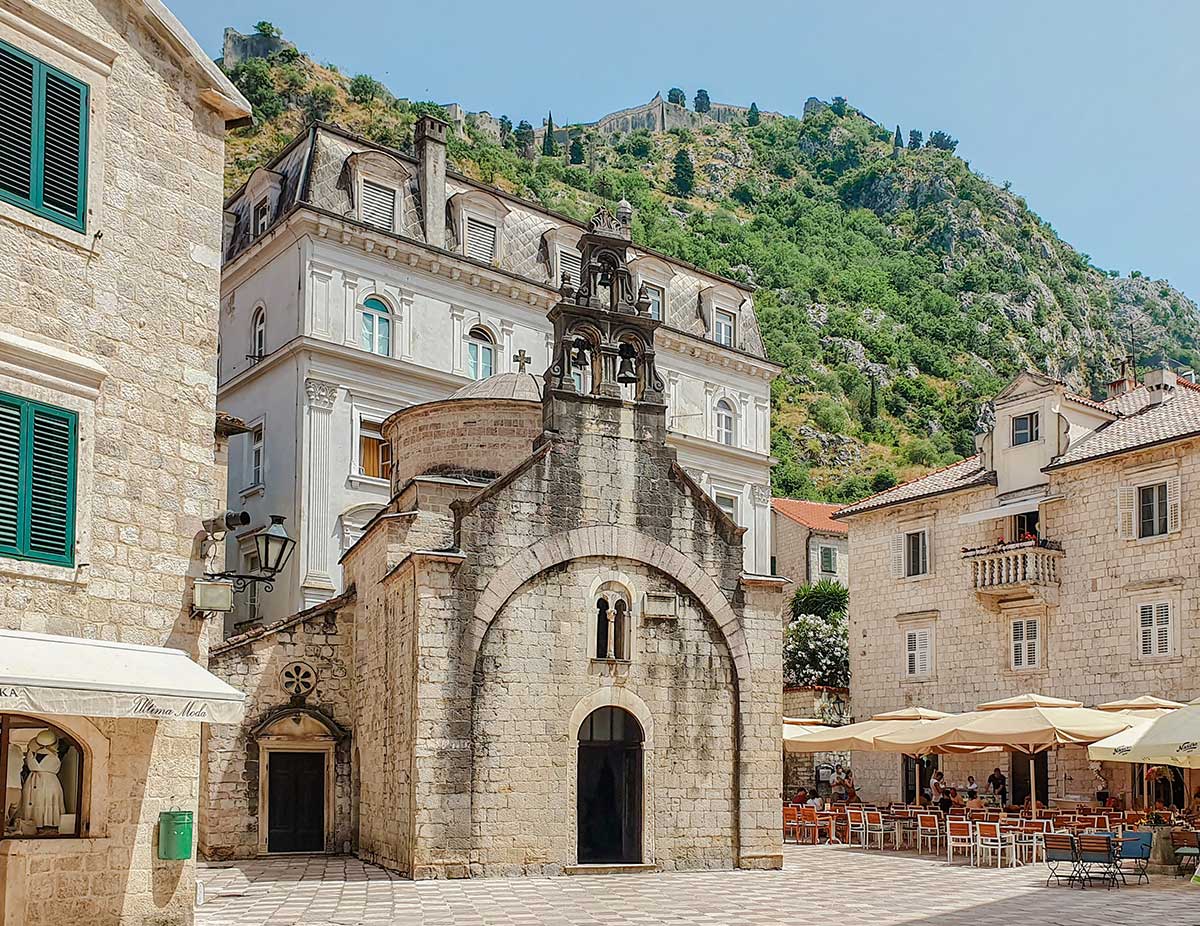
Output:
[
  {"xmin": 783, "ymin": 805, "xmax": 800, "ymax": 844},
  {"xmin": 798, "ymin": 805, "xmax": 822, "ymax": 845}
]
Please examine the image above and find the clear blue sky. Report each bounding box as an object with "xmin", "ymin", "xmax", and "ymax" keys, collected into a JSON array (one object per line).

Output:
[{"xmin": 174, "ymin": 0, "xmax": 1200, "ymax": 300}]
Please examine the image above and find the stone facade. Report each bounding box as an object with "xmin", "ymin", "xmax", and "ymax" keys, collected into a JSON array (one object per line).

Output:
[
  {"xmin": 841, "ymin": 372, "xmax": 1200, "ymax": 807},
  {"xmin": 771, "ymin": 499, "xmax": 849, "ymax": 592},
  {"xmin": 0, "ymin": 3, "xmax": 248, "ymax": 924},
  {"xmin": 204, "ymin": 210, "xmax": 786, "ymax": 877}
]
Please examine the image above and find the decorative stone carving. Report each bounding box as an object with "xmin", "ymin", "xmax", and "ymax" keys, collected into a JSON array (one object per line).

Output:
[
  {"xmin": 305, "ymin": 378, "xmax": 338, "ymax": 410},
  {"xmin": 751, "ymin": 484, "xmax": 771, "ymax": 506}
]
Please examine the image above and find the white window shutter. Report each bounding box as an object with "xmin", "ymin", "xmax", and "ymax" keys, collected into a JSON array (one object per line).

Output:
[
  {"xmin": 361, "ymin": 180, "xmax": 396, "ymax": 231},
  {"xmin": 1011, "ymin": 620, "xmax": 1025, "ymax": 669},
  {"xmin": 1155, "ymin": 602, "xmax": 1172, "ymax": 656},
  {"xmin": 1166, "ymin": 475, "xmax": 1182, "ymax": 533},
  {"xmin": 916, "ymin": 629, "xmax": 930, "ymax": 675},
  {"xmin": 906, "ymin": 631, "xmax": 917, "ymax": 676},
  {"xmin": 1117, "ymin": 486, "xmax": 1137, "ymax": 539},
  {"xmin": 465, "ymin": 217, "xmax": 497, "ymax": 263},
  {"xmin": 1025, "ymin": 619, "xmax": 1039, "ymax": 668},
  {"xmin": 1139, "ymin": 604, "xmax": 1155, "ymax": 656},
  {"xmin": 559, "ymin": 247, "xmax": 583, "ymax": 286},
  {"xmin": 890, "ymin": 534, "xmax": 905, "ymax": 578}
]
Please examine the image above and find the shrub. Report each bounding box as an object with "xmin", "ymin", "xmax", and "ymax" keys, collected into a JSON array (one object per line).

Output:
[
  {"xmin": 784, "ymin": 610, "xmax": 849, "ymax": 688},
  {"xmin": 791, "ymin": 579, "xmax": 849, "ymax": 620}
]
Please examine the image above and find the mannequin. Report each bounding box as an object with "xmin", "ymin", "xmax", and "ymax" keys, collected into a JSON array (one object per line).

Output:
[
  {"xmin": 5, "ymin": 740, "xmax": 22, "ymax": 830},
  {"xmin": 20, "ymin": 730, "xmax": 65, "ymax": 829}
]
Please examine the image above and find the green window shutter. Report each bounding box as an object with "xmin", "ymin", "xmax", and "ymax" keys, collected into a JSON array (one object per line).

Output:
[
  {"xmin": 0, "ymin": 39, "xmax": 88, "ymax": 231},
  {"xmin": 0, "ymin": 393, "xmax": 77, "ymax": 566}
]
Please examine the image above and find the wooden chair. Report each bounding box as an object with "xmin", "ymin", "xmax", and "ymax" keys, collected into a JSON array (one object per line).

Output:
[
  {"xmin": 845, "ymin": 808, "xmax": 867, "ymax": 847},
  {"xmin": 946, "ymin": 819, "xmax": 974, "ymax": 866},
  {"xmin": 976, "ymin": 820, "xmax": 1016, "ymax": 868},
  {"xmin": 1077, "ymin": 834, "xmax": 1120, "ymax": 889},
  {"xmin": 865, "ymin": 810, "xmax": 897, "ymax": 850},
  {"xmin": 1171, "ymin": 829, "xmax": 1199, "ymax": 878},
  {"xmin": 797, "ymin": 805, "xmax": 822, "ymax": 845},
  {"xmin": 782, "ymin": 805, "xmax": 800, "ymax": 844},
  {"xmin": 916, "ymin": 813, "xmax": 942, "ymax": 856},
  {"xmin": 1043, "ymin": 832, "xmax": 1078, "ymax": 887}
]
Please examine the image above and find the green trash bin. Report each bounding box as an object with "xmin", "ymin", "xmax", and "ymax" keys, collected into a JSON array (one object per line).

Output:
[{"xmin": 158, "ymin": 810, "xmax": 193, "ymax": 861}]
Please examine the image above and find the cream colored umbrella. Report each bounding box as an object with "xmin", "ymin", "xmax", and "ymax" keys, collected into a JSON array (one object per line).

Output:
[
  {"xmin": 1097, "ymin": 696, "xmax": 1187, "ymax": 715},
  {"xmin": 1089, "ymin": 701, "xmax": 1200, "ymax": 770},
  {"xmin": 873, "ymin": 694, "xmax": 1136, "ymax": 817},
  {"xmin": 1094, "ymin": 698, "xmax": 1188, "ymax": 808},
  {"xmin": 782, "ymin": 717, "xmax": 833, "ymax": 750},
  {"xmin": 781, "ymin": 707, "xmax": 952, "ymax": 754}
]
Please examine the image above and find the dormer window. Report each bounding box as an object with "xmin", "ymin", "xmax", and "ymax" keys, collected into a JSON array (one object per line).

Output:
[
  {"xmin": 465, "ymin": 216, "xmax": 497, "ymax": 263},
  {"xmin": 466, "ymin": 327, "xmax": 495, "ymax": 380},
  {"xmin": 360, "ymin": 180, "xmax": 396, "ymax": 232},
  {"xmin": 644, "ymin": 283, "xmax": 664, "ymax": 320},
  {"xmin": 714, "ymin": 309, "xmax": 736, "ymax": 348},
  {"xmin": 559, "ymin": 246, "xmax": 583, "ymax": 286},
  {"xmin": 1011, "ymin": 411, "xmax": 1039, "ymax": 446},
  {"xmin": 253, "ymin": 197, "xmax": 270, "ymax": 237}
]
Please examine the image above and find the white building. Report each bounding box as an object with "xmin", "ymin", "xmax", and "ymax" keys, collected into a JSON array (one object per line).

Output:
[{"xmin": 217, "ymin": 118, "xmax": 780, "ymax": 627}]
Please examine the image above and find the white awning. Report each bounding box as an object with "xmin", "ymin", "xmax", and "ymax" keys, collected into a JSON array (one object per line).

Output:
[
  {"xmin": 0, "ymin": 630, "xmax": 245, "ymax": 724},
  {"xmin": 957, "ymin": 494, "xmax": 1044, "ymax": 525}
]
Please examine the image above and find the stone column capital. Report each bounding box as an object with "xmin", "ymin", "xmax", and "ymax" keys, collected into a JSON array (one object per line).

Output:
[{"xmin": 305, "ymin": 378, "xmax": 338, "ymax": 410}]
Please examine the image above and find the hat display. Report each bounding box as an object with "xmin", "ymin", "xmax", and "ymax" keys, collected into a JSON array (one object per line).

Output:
[{"xmin": 34, "ymin": 730, "xmax": 58, "ymax": 747}]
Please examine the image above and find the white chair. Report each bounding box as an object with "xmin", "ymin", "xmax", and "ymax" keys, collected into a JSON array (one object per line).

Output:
[
  {"xmin": 946, "ymin": 819, "xmax": 975, "ymax": 866},
  {"xmin": 846, "ymin": 808, "xmax": 867, "ymax": 847},
  {"xmin": 975, "ymin": 821, "xmax": 1016, "ymax": 868},
  {"xmin": 1014, "ymin": 819, "xmax": 1050, "ymax": 864},
  {"xmin": 865, "ymin": 810, "xmax": 897, "ymax": 850},
  {"xmin": 916, "ymin": 813, "xmax": 942, "ymax": 856}
]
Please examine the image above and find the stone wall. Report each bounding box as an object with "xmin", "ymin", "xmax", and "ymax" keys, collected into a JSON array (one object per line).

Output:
[
  {"xmin": 845, "ymin": 435, "xmax": 1200, "ymax": 804},
  {"xmin": 772, "ymin": 511, "xmax": 809, "ymax": 591},
  {"xmin": 201, "ymin": 606, "xmax": 356, "ymax": 860},
  {"xmin": 0, "ymin": 0, "xmax": 232, "ymax": 922}
]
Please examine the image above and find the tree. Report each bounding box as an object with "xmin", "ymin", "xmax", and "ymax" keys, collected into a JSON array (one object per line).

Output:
[
  {"xmin": 908, "ymin": 129, "xmax": 923, "ymax": 150},
  {"xmin": 514, "ymin": 120, "xmax": 535, "ymax": 159},
  {"xmin": 693, "ymin": 89, "xmax": 711, "ymax": 113},
  {"xmin": 830, "ymin": 96, "xmax": 847, "ymax": 116},
  {"xmin": 667, "ymin": 87, "xmax": 686, "ymax": 106},
  {"xmin": 254, "ymin": 21, "xmax": 282, "ymax": 38},
  {"xmin": 303, "ymin": 83, "xmax": 337, "ymax": 122},
  {"xmin": 348, "ymin": 74, "xmax": 385, "ymax": 105},
  {"xmin": 498, "ymin": 115, "xmax": 513, "ymax": 144},
  {"xmin": 790, "ymin": 579, "xmax": 849, "ymax": 621},
  {"xmin": 747, "ymin": 102, "xmax": 760, "ymax": 126},
  {"xmin": 927, "ymin": 130, "xmax": 959, "ymax": 152},
  {"xmin": 670, "ymin": 147, "xmax": 694, "ymax": 195},
  {"xmin": 228, "ymin": 58, "xmax": 283, "ymax": 122},
  {"xmin": 784, "ymin": 611, "xmax": 849, "ymax": 688},
  {"xmin": 568, "ymin": 134, "xmax": 585, "ymax": 165},
  {"xmin": 542, "ymin": 111, "xmax": 558, "ymax": 156},
  {"xmin": 892, "ymin": 124, "xmax": 903, "ymax": 157}
]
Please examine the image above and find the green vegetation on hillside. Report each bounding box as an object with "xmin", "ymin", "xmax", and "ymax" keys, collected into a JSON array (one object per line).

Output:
[{"xmin": 222, "ymin": 36, "xmax": 1200, "ymax": 502}]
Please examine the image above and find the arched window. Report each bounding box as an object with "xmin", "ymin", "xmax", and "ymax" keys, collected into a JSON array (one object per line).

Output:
[
  {"xmin": 593, "ymin": 582, "xmax": 632, "ymax": 661},
  {"xmin": 1, "ymin": 714, "xmax": 84, "ymax": 838},
  {"xmin": 715, "ymin": 398, "xmax": 736, "ymax": 446},
  {"xmin": 360, "ymin": 297, "xmax": 392, "ymax": 357},
  {"xmin": 466, "ymin": 326, "xmax": 495, "ymax": 380},
  {"xmin": 250, "ymin": 307, "xmax": 266, "ymax": 362}
]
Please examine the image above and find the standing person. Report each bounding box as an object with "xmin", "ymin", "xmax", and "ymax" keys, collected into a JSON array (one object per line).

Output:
[
  {"xmin": 987, "ymin": 767, "xmax": 1008, "ymax": 807},
  {"xmin": 932, "ymin": 771, "xmax": 950, "ymax": 812},
  {"xmin": 831, "ymin": 766, "xmax": 848, "ymax": 802},
  {"xmin": 843, "ymin": 768, "xmax": 858, "ymax": 802}
]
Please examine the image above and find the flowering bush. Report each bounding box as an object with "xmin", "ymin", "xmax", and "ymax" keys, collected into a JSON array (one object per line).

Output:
[{"xmin": 784, "ymin": 610, "xmax": 850, "ymax": 688}]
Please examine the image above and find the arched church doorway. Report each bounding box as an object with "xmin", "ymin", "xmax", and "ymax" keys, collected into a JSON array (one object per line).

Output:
[{"xmin": 577, "ymin": 706, "xmax": 643, "ymax": 864}]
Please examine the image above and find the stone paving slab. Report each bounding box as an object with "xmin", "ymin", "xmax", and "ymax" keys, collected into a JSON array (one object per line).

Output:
[{"xmin": 197, "ymin": 846, "xmax": 1195, "ymax": 925}]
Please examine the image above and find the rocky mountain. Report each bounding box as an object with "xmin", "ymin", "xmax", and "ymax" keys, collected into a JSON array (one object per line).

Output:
[{"xmin": 220, "ymin": 31, "xmax": 1200, "ymax": 502}]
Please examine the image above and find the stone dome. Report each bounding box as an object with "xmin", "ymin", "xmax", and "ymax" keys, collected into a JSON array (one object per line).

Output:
[{"xmin": 448, "ymin": 372, "xmax": 542, "ymax": 402}]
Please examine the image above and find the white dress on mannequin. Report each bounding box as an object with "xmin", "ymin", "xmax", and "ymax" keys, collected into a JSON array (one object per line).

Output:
[{"xmin": 20, "ymin": 748, "xmax": 65, "ymax": 828}]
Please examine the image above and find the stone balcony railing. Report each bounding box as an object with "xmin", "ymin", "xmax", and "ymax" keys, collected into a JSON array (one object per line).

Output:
[{"xmin": 962, "ymin": 539, "xmax": 1064, "ymax": 600}]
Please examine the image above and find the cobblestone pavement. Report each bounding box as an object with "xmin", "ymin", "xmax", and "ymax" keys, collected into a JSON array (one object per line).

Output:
[{"xmin": 197, "ymin": 845, "xmax": 1195, "ymax": 925}]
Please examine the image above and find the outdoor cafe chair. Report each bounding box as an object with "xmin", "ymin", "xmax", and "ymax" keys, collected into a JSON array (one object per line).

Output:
[
  {"xmin": 1014, "ymin": 819, "xmax": 1051, "ymax": 864},
  {"xmin": 1076, "ymin": 834, "xmax": 1120, "ymax": 889},
  {"xmin": 783, "ymin": 805, "xmax": 800, "ymax": 844},
  {"xmin": 1170, "ymin": 829, "xmax": 1199, "ymax": 878},
  {"xmin": 975, "ymin": 821, "xmax": 1016, "ymax": 868},
  {"xmin": 797, "ymin": 805, "xmax": 822, "ymax": 845},
  {"xmin": 1043, "ymin": 832, "xmax": 1078, "ymax": 887},
  {"xmin": 846, "ymin": 808, "xmax": 867, "ymax": 848},
  {"xmin": 916, "ymin": 813, "xmax": 942, "ymax": 856},
  {"xmin": 865, "ymin": 810, "xmax": 898, "ymax": 850},
  {"xmin": 1120, "ymin": 830, "xmax": 1152, "ymax": 885},
  {"xmin": 946, "ymin": 819, "xmax": 975, "ymax": 866}
]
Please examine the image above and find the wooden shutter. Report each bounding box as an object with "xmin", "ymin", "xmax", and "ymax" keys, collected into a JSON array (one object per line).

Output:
[
  {"xmin": 906, "ymin": 630, "xmax": 918, "ymax": 676},
  {"xmin": 0, "ymin": 43, "xmax": 35, "ymax": 205},
  {"xmin": 40, "ymin": 69, "xmax": 87, "ymax": 224},
  {"xmin": 1138, "ymin": 603, "xmax": 1155, "ymax": 657},
  {"xmin": 28, "ymin": 406, "xmax": 76, "ymax": 561},
  {"xmin": 1166, "ymin": 475, "xmax": 1182, "ymax": 533},
  {"xmin": 890, "ymin": 534, "xmax": 905, "ymax": 578},
  {"xmin": 1117, "ymin": 486, "xmax": 1137, "ymax": 540},
  {"xmin": 1011, "ymin": 620, "xmax": 1025, "ymax": 669},
  {"xmin": 559, "ymin": 247, "xmax": 582, "ymax": 285},
  {"xmin": 906, "ymin": 628, "xmax": 930, "ymax": 677},
  {"xmin": 360, "ymin": 180, "xmax": 395, "ymax": 231},
  {"xmin": 915, "ymin": 629, "xmax": 930, "ymax": 675},
  {"xmin": 1025, "ymin": 618, "xmax": 1039, "ymax": 668},
  {"xmin": 0, "ymin": 398, "xmax": 21, "ymax": 552},
  {"xmin": 1012, "ymin": 618, "xmax": 1038, "ymax": 669},
  {"xmin": 465, "ymin": 217, "xmax": 497, "ymax": 262},
  {"xmin": 1154, "ymin": 601, "xmax": 1172, "ymax": 656}
]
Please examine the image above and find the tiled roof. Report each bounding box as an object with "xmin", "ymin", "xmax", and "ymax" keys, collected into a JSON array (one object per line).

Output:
[
  {"xmin": 1046, "ymin": 381, "xmax": 1200, "ymax": 469},
  {"xmin": 211, "ymin": 587, "xmax": 355, "ymax": 657},
  {"xmin": 834, "ymin": 455, "xmax": 995, "ymax": 518},
  {"xmin": 772, "ymin": 499, "xmax": 847, "ymax": 534}
]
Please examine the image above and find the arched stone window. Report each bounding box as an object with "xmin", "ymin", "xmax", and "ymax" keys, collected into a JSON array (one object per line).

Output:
[
  {"xmin": 593, "ymin": 582, "xmax": 631, "ymax": 661},
  {"xmin": 715, "ymin": 398, "xmax": 737, "ymax": 447},
  {"xmin": 1, "ymin": 714, "xmax": 84, "ymax": 838},
  {"xmin": 251, "ymin": 306, "xmax": 266, "ymax": 362},
  {"xmin": 360, "ymin": 296, "xmax": 392, "ymax": 357},
  {"xmin": 466, "ymin": 326, "xmax": 495, "ymax": 380}
]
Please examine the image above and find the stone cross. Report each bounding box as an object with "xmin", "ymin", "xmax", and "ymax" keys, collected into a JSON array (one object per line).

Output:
[{"xmin": 513, "ymin": 350, "xmax": 531, "ymax": 373}]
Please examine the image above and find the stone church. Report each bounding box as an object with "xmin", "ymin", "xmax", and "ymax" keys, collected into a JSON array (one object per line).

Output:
[{"xmin": 200, "ymin": 208, "xmax": 785, "ymax": 876}]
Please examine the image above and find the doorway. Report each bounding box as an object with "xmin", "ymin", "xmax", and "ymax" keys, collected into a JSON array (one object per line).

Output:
[
  {"xmin": 267, "ymin": 751, "xmax": 325, "ymax": 853},
  {"xmin": 1011, "ymin": 752, "xmax": 1049, "ymax": 807},
  {"xmin": 902, "ymin": 754, "xmax": 939, "ymax": 804},
  {"xmin": 577, "ymin": 706, "xmax": 643, "ymax": 864}
]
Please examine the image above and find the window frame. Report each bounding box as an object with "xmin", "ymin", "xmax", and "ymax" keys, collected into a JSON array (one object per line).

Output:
[
  {"xmin": 903, "ymin": 625, "xmax": 934, "ymax": 680},
  {"xmin": 1009, "ymin": 616, "xmax": 1041, "ymax": 671},
  {"xmin": 714, "ymin": 398, "xmax": 737, "ymax": 446},
  {"xmin": 558, "ymin": 245, "xmax": 583, "ymax": 287},
  {"xmin": 244, "ymin": 551, "xmax": 261, "ymax": 623},
  {"xmin": 245, "ymin": 423, "xmax": 264, "ymax": 491},
  {"xmin": 1138, "ymin": 481, "xmax": 1169, "ymax": 539},
  {"xmin": 356, "ymin": 418, "xmax": 392, "ymax": 484},
  {"xmin": 713, "ymin": 309, "xmax": 736, "ymax": 348},
  {"xmin": 464, "ymin": 215, "xmax": 498, "ymax": 263},
  {"xmin": 712, "ymin": 490, "xmax": 740, "ymax": 526},
  {"xmin": 359, "ymin": 178, "xmax": 396, "ymax": 232},
  {"xmin": 819, "ymin": 544, "xmax": 838, "ymax": 575},
  {"xmin": 250, "ymin": 307, "xmax": 266, "ymax": 362},
  {"xmin": 359, "ymin": 297, "xmax": 392, "ymax": 358},
  {"xmin": 592, "ymin": 581, "xmax": 634, "ymax": 663},
  {"xmin": 0, "ymin": 38, "xmax": 89, "ymax": 233},
  {"xmin": 643, "ymin": 282, "xmax": 665, "ymax": 321},
  {"xmin": 1011, "ymin": 411, "xmax": 1039, "ymax": 447},
  {"xmin": 904, "ymin": 529, "xmax": 929, "ymax": 578},
  {"xmin": 465, "ymin": 326, "xmax": 496, "ymax": 381},
  {"xmin": 0, "ymin": 392, "xmax": 78, "ymax": 567},
  {"xmin": 253, "ymin": 197, "xmax": 270, "ymax": 237},
  {"xmin": 1135, "ymin": 596, "xmax": 1177, "ymax": 660},
  {"xmin": 0, "ymin": 713, "xmax": 85, "ymax": 840}
]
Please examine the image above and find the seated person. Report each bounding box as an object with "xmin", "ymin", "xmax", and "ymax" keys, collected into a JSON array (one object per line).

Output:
[
  {"xmin": 964, "ymin": 789, "xmax": 985, "ymax": 810},
  {"xmin": 1022, "ymin": 795, "xmax": 1045, "ymax": 811},
  {"xmin": 791, "ymin": 787, "xmax": 809, "ymax": 805},
  {"xmin": 806, "ymin": 793, "xmax": 824, "ymax": 811},
  {"xmin": 949, "ymin": 789, "xmax": 965, "ymax": 808}
]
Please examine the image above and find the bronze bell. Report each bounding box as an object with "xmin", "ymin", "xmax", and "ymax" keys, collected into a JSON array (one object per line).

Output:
[
  {"xmin": 616, "ymin": 354, "xmax": 638, "ymax": 384},
  {"xmin": 571, "ymin": 341, "xmax": 590, "ymax": 368}
]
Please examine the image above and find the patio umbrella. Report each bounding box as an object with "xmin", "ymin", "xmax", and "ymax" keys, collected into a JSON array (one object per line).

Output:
[
  {"xmin": 1096, "ymin": 696, "xmax": 1187, "ymax": 713},
  {"xmin": 873, "ymin": 693, "xmax": 1136, "ymax": 817},
  {"xmin": 781, "ymin": 707, "xmax": 953, "ymax": 754},
  {"xmin": 782, "ymin": 717, "xmax": 833, "ymax": 749},
  {"xmin": 1088, "ymin": 701, "xmax": 1200, "ymax": 770},
  {"xmin": 1094, "ymin": 698, "xmax": 1188, "ymax": 809}
]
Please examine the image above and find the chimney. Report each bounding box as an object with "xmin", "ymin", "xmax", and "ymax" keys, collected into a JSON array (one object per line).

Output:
[
  {"xmin": 415, "ymin": 115, "xmax": 448, "ymax": 248},
  {"xmin": 1106, "ymin": 356, "xmax": 1135, "ymax": 399},
  {"xmin": 1145, "ymin": 366, "xmax": 1177, "ymax": 405}
]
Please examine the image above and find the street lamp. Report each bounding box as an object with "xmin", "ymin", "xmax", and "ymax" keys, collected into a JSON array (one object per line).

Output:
[{"xmin": 203, "ymin": 513, "xmax": 296, "ymax": 594}]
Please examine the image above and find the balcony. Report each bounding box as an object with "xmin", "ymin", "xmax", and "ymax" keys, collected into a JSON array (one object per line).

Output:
[{"xmin": 962, "ymin": 539, "xmax": 1063, "ymax": 602}]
